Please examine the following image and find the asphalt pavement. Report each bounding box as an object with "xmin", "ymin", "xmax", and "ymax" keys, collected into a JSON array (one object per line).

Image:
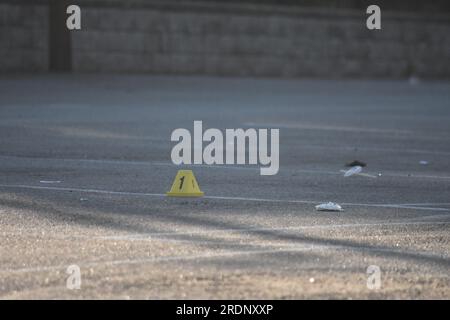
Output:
[{"xmin": 0, "ymin": 74, "xmax": 449, "ymax": 299}]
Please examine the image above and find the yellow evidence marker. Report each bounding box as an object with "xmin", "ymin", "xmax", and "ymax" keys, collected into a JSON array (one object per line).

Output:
[{"xmin": 166, "ymin": 170, "xmax": 204, "ymax": 197}]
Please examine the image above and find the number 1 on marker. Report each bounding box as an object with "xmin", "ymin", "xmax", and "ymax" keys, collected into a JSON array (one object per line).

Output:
[{"xmin": 179, "ymin": 176, "xmax": 185, "ymax": 190}]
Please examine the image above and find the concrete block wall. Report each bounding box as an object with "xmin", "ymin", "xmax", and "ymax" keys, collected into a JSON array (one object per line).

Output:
[
  {"xmin": 1, "ymin": 1, "xmax": 449, "ymax": 78},
  {"xmin": 0, "ymin": 3, "xmax": 48, "ymax": 72}
]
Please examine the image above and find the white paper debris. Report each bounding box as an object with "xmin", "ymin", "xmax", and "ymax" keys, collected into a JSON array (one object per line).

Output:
[
  {"xmin": 39, "ymin": 180, "xmax": 62, "ymax": 184},
  {"xmin": 315, "ymin": 202, "xmax": 343, "ymax": 212},
  {"xmin": 419, "ymin": 160, "xmax": 428, "ymax": 165},
  {"xmin": 343, "ymin": 166, "xmax": 362, "ymax": 177},
  {"xmin": 340, "ymin": 166, "xmax": 378, "ymax": 178}
]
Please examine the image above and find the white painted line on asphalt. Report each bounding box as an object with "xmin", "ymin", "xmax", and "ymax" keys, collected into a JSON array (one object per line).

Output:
[
  {"xmin": 385, "ymin": 173, "xmax": 450, "ymax": 180},
  {"xmin": 0, "ymin": 184, "xmax": 166, "ymax": 198},
  {"xmin": 96, "ymin": 220, "xmax": 450, "ymax": 241},
  {"xmin": 243, "ymin": 122, "xmax": 414, "ymax": 135},
  {"xmin": 2, "ymin": 154, "xmax": 450, "ymax": 180},
  {"xmin": 407, "ymin": 214, "xmax": 450, "ymax": 221},
  {"xmin": 397, "ymin": 203, "xmax": 450, "ymax": 206},
  {"xmin": 0, "ymin": 155, "xmax": 256, "ymax": 171},
  {"xmin": 343, "ymin": 204, "xmax": 450, "ymax": 212},
  {"xmin": 0, "ymin": 183, "xmax": 449, "ymax": 212},
  {"xmin": 206, "ymin": 194, "xmax": 450, "ymax": 212},
  {"xmin": 304, "ymin": 145, "xmax": 450, "ymax": 157},
  {"xmin": 2, "ymin": 242, "xmax": 449, "ymax": 275},
  {"xmin": 0, "ymin": 245, "xmax": 324, "ymax": 274},
  {"xmin": 1, "ymin": 219, "xmax": 448, "ymax": 244}
]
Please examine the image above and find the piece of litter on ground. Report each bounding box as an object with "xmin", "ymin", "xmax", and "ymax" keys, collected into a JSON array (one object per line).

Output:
[
  {"xmin": 315, "ymin": 202, "xmax": 343, "ymax": 212},
  {"xmin": 340, "ymin": 167, "xmax": 378, "ymax": 178},
  {"xmin": 80, "ymin": 198, "xmax": 88, "ymax": 202},
  {"xmin": 346, "ymin": 160, "xmax": 366, "ymax": 167},
  {"xmin": 309, "ymin": 277, "xmax": 315, "ymax": 283},
  {"xmin": 39, "ymin": 180, "xmax": 62, "ymax": 184},
  {"xmin": 343, "ymin": 166, "xmax": 362, "ymax": 177},
  {"xmin": 419, "ymin": 160, "xmax": 428, "ymax": 165}
]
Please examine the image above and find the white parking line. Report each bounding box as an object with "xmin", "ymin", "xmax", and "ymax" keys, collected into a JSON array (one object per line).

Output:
[
  {"xmin": 0, "ymin": 245, "xmax": 323, "ymax": 274},
  {"xmin": 397, "ymin": 203, "xmax": 450, "ymax": 206},
  {"xmin": 1, "ymin": 211, "xmax": 448, "ymax": 245},
  {"xmin": 1, "ymin": 219, "xmax": 448, "ymax": 244},
  {"xmin": 2, "ymin": 155, "xmax": 450, "ymax": 180},
  {"xmin": 206, "ymin": 195, "xmax": 450, "ymax": 212},
  {"xmin": 0, "ymin": 183, "xmax": 449, "ymax": 212},
  {"xmin": 1, "ymin": 242, "xmax": 448, "ymax": 275},
  {"xmin": 97, "ymin": 220, "xmax": 450, "ymax": 241},
  {"xmin": 0, "ymin": 184, "xmax": 165, "ymax": 198}
]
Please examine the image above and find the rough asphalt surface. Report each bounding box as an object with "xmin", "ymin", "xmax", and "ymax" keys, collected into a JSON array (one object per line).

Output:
[{"xmin": 0, "ymin": 75, "xmax": 449, "ymax": 299}]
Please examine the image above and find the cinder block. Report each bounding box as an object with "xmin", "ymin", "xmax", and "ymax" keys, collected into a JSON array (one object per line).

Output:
[{"xmin": 4, "ymin": 2, "xmax": 450, "ymax": 77}]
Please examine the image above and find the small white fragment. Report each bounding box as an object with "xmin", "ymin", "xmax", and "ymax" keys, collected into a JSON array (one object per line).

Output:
[
  {"xmin": 309, "ymin": 277, "xmax": 315, "ymax": 283},
  {"xmin": 340, "ymin": 167, "xmax": 377, "ymax": 178},
  {"xmin": 315, "ymin": 202, "xmax": 343, "ymax": 212},
  {"xmin": 39, "ymin": 180, "xmax": 62, "ymax": 184},
  {"xmin": 80, "ymin": 198, "xmax": 88, "ymax": 202},
  {"xmin": 343, "ymin": 166, "xmax": 362, "ymax": 177},
  {"xmin": 419, "ymin": 160, "xmax": 428, "ymax": 165}
]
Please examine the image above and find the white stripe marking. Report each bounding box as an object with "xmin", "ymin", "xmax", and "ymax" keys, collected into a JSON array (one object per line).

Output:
[
  {"xmin": 1, "ymin": 220, "xmax": 448, "ymax": 243},
  {"xmin": 97, "ymin": 220, "xmax": 450, "ymax": 241},
  {"xmin": 1, "ymin": 243, "xmax": 448, "ymax": 275},
  {"xmin": 0, "ymin": 245, "xmax": 322, "ymax": 274},
  {"xmin": 0, "ymin": 183, "xmax": 449, "ymax": 212},
  {"xmin": 2, "ymin": 155, "xmax": 450, "ymax": 180}
]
